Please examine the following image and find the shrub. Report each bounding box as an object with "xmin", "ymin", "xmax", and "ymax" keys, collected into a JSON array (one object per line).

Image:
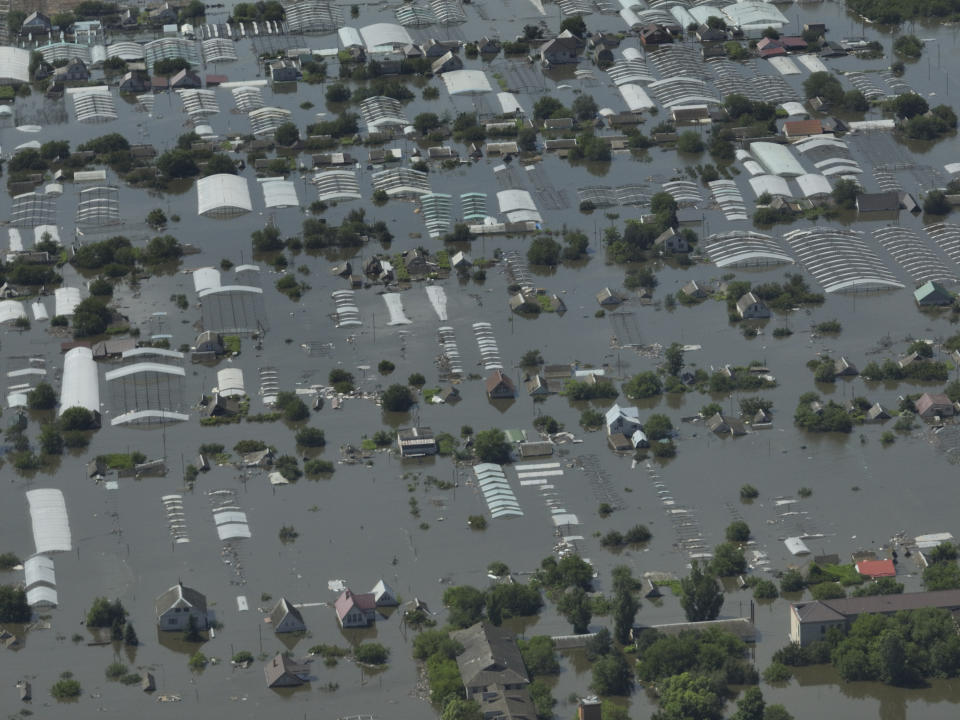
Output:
[
  {"xmin": 51, "ymin": 678, "xmax": 82, "ymax": 700},
  {"xmin": 295, "ymin": 427, "xmax": 326, "ymax": 447},
  {"xmin": 355, "ymin": 642, "xmax": 389, "ymax": 664},
  {"xmin": 726, "ymin": 521, "xmax": 750, "ymax": 542},
  {"xmin": 468, "ymin": 515, "xmax": 487, "ymax": 530},
  {"xmin": 381, "ymin": 384, "xmax": 414, "ymax": 412}
]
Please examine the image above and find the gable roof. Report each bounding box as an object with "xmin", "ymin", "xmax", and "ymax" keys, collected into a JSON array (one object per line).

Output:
[
  {"xmin": 736, "ymin": 291, "xmax": 766, "ymax": 314},
  {"xmin": 270, "ymin": 597, "xmax": 305, "ymax": 628},
  {"xmin": 855, "ymin": 559, "xmax": 896, "ymax": 578},
  {"xmin": 604, "ymin": 403, "xmax": 641, "ymax": 428},
  {"xmin": 450, "ymin": 621, "xmax": 530, "ymax": 690},
  {"xmin": 915, "ymin": 392, "xmax": 952, "ymax": 415},
  {"xmin": 155, "ymin": 582, "xmax": 206, "ymax": 616},
  {"xmin": 334, "ymin": 588, "xmax": 376, "ymax": 621},
  {"xmin": 486, "ymin": 369, "xmax": 515, "ymax": 394},
  {"xmin": 263, "ymin": 652, "xmax": 310, "ymax": 687}
]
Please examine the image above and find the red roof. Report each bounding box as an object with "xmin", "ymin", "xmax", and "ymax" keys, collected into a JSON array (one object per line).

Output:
[
  {"xmin": 781, "ymin": 36, "xmax": 808, "ymax": 49},
  {"xmin": 783, "ymin": 119, "xmax": 823, "ymax": 137},
  {"xmin": 856, "ymin": 559, "xmax": 896, "ymax": 578},
  {"xmin": 760, "ymin": 46, "xmax": 787, "ymax": 58},
  {"xmin": 334, "ymin": 589, "xmax": 376, "ymax": 620},
  {"xmin": 205, "ymin": 74, "xmax": 228, "ymax": 86}
]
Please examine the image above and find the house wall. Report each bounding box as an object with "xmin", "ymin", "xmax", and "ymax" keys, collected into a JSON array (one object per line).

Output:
[{"xmin": 159, "ymin": 606, "xmax": 204, "ymax": 631}]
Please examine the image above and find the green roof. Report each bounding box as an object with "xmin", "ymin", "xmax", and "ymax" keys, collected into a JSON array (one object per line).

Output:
[
  {"xmin": 914, "ymin": 281, "xmax": 952, "ymax": 304},
  {"xmin": 504, "ymin": 429, "xmax": 527, "ymax": 443}
]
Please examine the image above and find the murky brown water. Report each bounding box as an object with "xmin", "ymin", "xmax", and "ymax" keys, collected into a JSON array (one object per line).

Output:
[{"xmin": 4, "ymin": 1, "xmax": 960, "ymax": 717}]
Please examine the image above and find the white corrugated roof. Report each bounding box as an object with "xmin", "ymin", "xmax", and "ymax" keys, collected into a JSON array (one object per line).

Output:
[
  {"xmin": 0, "ymin": 300, "xmax": 26, "ymax": 324},
  {"xmin": 442, "ymin": 69, "xmax": 492, "ymax": 95},
  {"xmin": 24, "ymin": 554, "xmax": 56, "ymax": 587},
  {"xmin": 192, "ymin": 267, "xmax": 221, "ymax": 293},
  {"xmin": 59, "ymin": 346, "xmax": 100, "ymax": 415},
  {"xmin": 197, "ymin": 174, "xmax": 253, "ymax": 218},
  {"xmin": 26, "ymin": 489, "xmax": 72, "ymax": 554},
  {"xmin": 217, "ymin": 368, "xmax": 245, "ymax": 396},
  {"xmin": 54, "ymin": 287, "xmax": 82, "ymax": 317}
]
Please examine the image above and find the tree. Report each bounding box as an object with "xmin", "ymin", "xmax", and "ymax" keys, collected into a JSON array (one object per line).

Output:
[
  {"xmin": 474, "ymin": 429, "xmax": 511, "ymax": 464},
  {"xmin": 325, "ymin": 82, "xmax": 351, "ymax": 102},
  {"xmin": 51, "ymin": 677, "xmax": 82, "ymax": 700},
  {"xmin": 726, "ymin": 521, "xmax": 751, "ymax": 542},
  {"xmin": 889, "ymin": 93, "xmax": 929, "ymax": 119},
  {"xmin": 408, "ymin": 373, "xmax": 426, "ymax": 388},
  {"xmin": 764, "ymin": 706, "xmax": 794, "ymax": 720},
  {"xmin": 146, "ymin": 208, "xmax": 167, "ymax": 229},
  {"xmin": 275, "ymin": 391, "xmax": 309, "ymax": 421},
  {"xmin": 86, "ymin": 597, "xmax": 126, "ymax": 627},
  {"xmin": 558, "ymin": 587, "xmax": 592, "ymax": 634},
  {"xmin": 664, "ymin": 343, "xmax": 684, "ymax": 376},
  {"xmin": 591, "ymin": 651, "xmax": 633, "ymax": 695},
  {"xmin": 443, "ymin": 585, "xmax": 486, "ymax": 627},
  {"xmin": 643, "ymin": 414, "xmax": 673, "ymax": 441},
  {"xmin": 382, "ymin": 384, "xmax": 415, "ymax": 412},
  {"xmin": 613, "ymin": 586, "xmax": 639, "ymax": 644},
  {"xmin": 711, "ymin": 542, "xmax": 747, "ymax": 576},
  {"xmin": 732, "ymin": 687, "xmax": 765, "ymax": 720},
  {"xmin": 533, "ymin": 97, "xmax": 566, "ymax": 122},
  {"xmin": 60, "ymin": 406, "xmax": 96, "ymax": 431},
  {"xmin": 27, "ymin": 382, "xmax": 57, "ymax": 410},
  {"xmin": 572, "ymin": 94, "xmax": 598, "ymax": 121},
  {"xmin": 521, "ymin": 349, "xmax": 543, "ymax": 366},
  {"xmin": 274, "ymin": 122, "xmax": 299, "ymax": 146},
  {"xmin": 560, "ymin": 15, "xmax": 586, "ymax": 37},
  {"xmin": 519, "ymin": 635, "xmax": 560, "ymax": 676},
  {"xmin": 39, "ymin": 424, "xmax": 64, "ymax": 455},
  {"xmin": 585, "ymin": 627, "xmax": 612, "ymax": 660},
  {"xmin": 652, "ymin": 672, "xmax": 722, "ymax": 720},
  {"xmin": 153, "ymin": 57, "xmax": 192, "ymax": 75},
  {"xmin": 295, "ymin": 427, "xmax": 326, "ymax": 447},
  {"xmin": 355, "ymin": 642, "xmax": 390, "ymax": 664},
  {"xmin": 124, "ymin": 622, "xmax": 139, "ymax": 646},
  {"xmin": 442, "ymin": 698, "xmax": 483, "ymax": 720},
  {"xmin": 623, "ymin": 371, "xmax": 663, "ymax": 399},
  {"xmin": 203, "ymin": 153, "xmax": 237, "ymax": 176},
  {"xmin": 414, "ymin": 112, "xmax": 441, "ymax": 135},
  {"xmin": 924, "ymin": 190, "xmax": 951, "ymax": 215},
  {"xmin": 679, "ymin": 561, "xmax": 723, "ymax": 621},
  {"xmin": 157, "ymin": 148, "xmax": 199, "ymax": 178},
  {"xmin": 527, "ymin": 236, "xmax": 561, "ymax": 266},
  {"xmin": 517, "ymin": 128, "xmax": 538, "ymax": 152},
  {"xmin": 0, "ymin": 586, "xmax": 31, "ymax": 623},
  {"xmin": 72, "ymin": 297, "xmax": 112, "ymax": 337},
  {"xmin": 780, "ymin": 569, "xmax": 805, "ymax": 593},
  {"xmin": 677, "ymin": 131, "xmax": 705, "ymax": 154},
  {"xmin": 893, "ymin": 34, "xmax": 923, "ymax": 59},
  {"xmin": 802, "ymin": 72, "xmax": 843, "ymax": 105}
]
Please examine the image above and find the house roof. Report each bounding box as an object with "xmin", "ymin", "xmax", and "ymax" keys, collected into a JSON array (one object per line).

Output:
[
  {"xmin": 486, "ymin": 369, "xmax": 515, "ymax": 394},
  {"xmin": 783, "ymin": 119, "xmax": 822, "ymax": 137},
  {"xmin": 914, "ymin": 280, "xmax": 952, "ymax": 304},
  {"xmin": 792, "ymin": 600, "xmax": 846, "ymax": 624},
  {"xmin": 813, "ymin": 589, "xmax": 960, "ymax": 617},
  {"xmin": 856, "ymin": 559, "xmax": 896, "ymax": 578},
  {"xmin": 270, "ymin": 597, "xmax": 305, "ymax": 627},
  {"xmin": 605, "ymin": 403, "xmax": 641, "ymax": 427},
  {"xmin": 450, "ymin": 621, "xmax": 530, "ymax": 690},
  {"xmin": 264, "ymin": 652, "xmax": 309, "ymax": 687},
  {"xmin": 334, "ymin": 589, "xmax": 376, "ymax": 621},
  {"xmin": 856, "ymin": 190, "xmax": 900, "ymax": 213},
  {"xmin": 155, "ymin": 582, "xmax": 206, "ymax": 616},
  {"xmin": 915, "ymin": 392, "xmax": 952, "ymax": 415},
  {"xmin": 736, "ymin": 291, "xmax": 766, "ymax": 314}
]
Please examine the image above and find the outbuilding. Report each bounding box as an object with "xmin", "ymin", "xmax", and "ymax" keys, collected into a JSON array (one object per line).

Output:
[{"xmin": 269, "ymin": 597, "xmax": 307, "ymax": 633}]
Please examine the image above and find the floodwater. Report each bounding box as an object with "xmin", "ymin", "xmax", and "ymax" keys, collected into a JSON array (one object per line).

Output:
[{"xmin": 4, "ymin": 0, "xmax": 960, "ymax": 717}]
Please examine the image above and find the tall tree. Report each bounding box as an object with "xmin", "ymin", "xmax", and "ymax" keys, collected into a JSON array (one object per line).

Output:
[
  {"xmin": 679, "ymin": 561, "xmax": 723, "ymax": 622},
  {"xmin": 731, "ymin": 687, "xmax": 765, "ymax": 720},
  {"xmin": 557, "ymin": 587, "xmax": 592, "ymax": 634}
]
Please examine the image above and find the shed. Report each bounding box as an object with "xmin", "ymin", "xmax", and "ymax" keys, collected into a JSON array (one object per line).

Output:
[
  {"xmin": 596, "ymin": 288, "xmax": 623, "ymax": 306},
  {"xmin": 856, "ymin": 559, "xmax": 896, "ymax": 578},
  {"xmin": 866, "ymin": 403, "xmax": 890, "ymax": 422},
  {"xmin": 856, "ymin": 191, "xmax": 900, "ymax": 214},
  {"xmin": 608, "ymin": 433, "xmax": 633, "ymax": 452},
  {"xmin": 914, "ymin": 280, "xmax": 953, "ymax": 306},
  {"xmin": 397, "ymin": 427, "xmax": 438, "ymax": 457},
  {"xmin": 833, "ymin": 357, "xmax": 858, "ymax": 377},
  {"xmin": 431, "ymin": 50, "xmax": 463, "ymax": 74},
  {"xmin": 783, "ymin": 119, "xmax": 822, "ymax": 138},
  {"xmin": 519, "ymin": 441, "xmax": 554, "ymax": 458}
]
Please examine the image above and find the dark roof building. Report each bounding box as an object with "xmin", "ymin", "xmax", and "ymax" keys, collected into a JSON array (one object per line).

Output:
[
  {"xmin": 264, "ymin": 653, "xmax": 310, "ymax": 687},
  {"xmin": 486, "ymin": 369, "xmax": 516, "ymax": 399},
  {"xmin": 856, "ymin": 190, "xmax": 900, "ymax": 214},
  {"xmin": 450, "ymin": 621, "xmax": 530, "ymax": 698},
  {"xmin": 397, "ymin": 426, "xmax": 438, "ymax": 457},
  {"xmin": 269, "ymin": 597, "xmax": 306, "ymax": 633},
  {"xmin": 790, "ymin": 590, "xmax": 960, "ymax": 645}
]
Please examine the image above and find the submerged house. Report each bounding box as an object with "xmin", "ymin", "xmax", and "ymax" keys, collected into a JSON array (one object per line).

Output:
[
  {"xmin": 605, "ymin": 403, "xmax": 642, "ymax": 437},
  {"xmin": 335, "ymin": 589, "xmax": 376, "ymax": 628},
  {"xmin": 372, "ymin": 579, "xmax": 399, "ymax": 606},
  {"xmin": 449, "ymin": 621, "xmax": 531, "ymax": 698},
  {"xmin": 736, "ymin": 292, "xmax": 770, "ymax": 319},
  {"xmin": 486, "ymin": 369, "xmax": 516, "ymax": 399},
  {"xmin": 264, "ymin": 653, "xmax": 310, "ymax": 688},
  {"xmin": 269, "ymin": 597, "xmax": 306, "ymax": 633},
  {"xmin": 155, "ymin": 582, "xmax": 207, "ymax": 631}
]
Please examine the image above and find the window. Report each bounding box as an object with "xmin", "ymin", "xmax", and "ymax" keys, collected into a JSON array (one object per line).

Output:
[{"xmin": 168, "ymin": 618, "xmax": 177, "ymax": 625}]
